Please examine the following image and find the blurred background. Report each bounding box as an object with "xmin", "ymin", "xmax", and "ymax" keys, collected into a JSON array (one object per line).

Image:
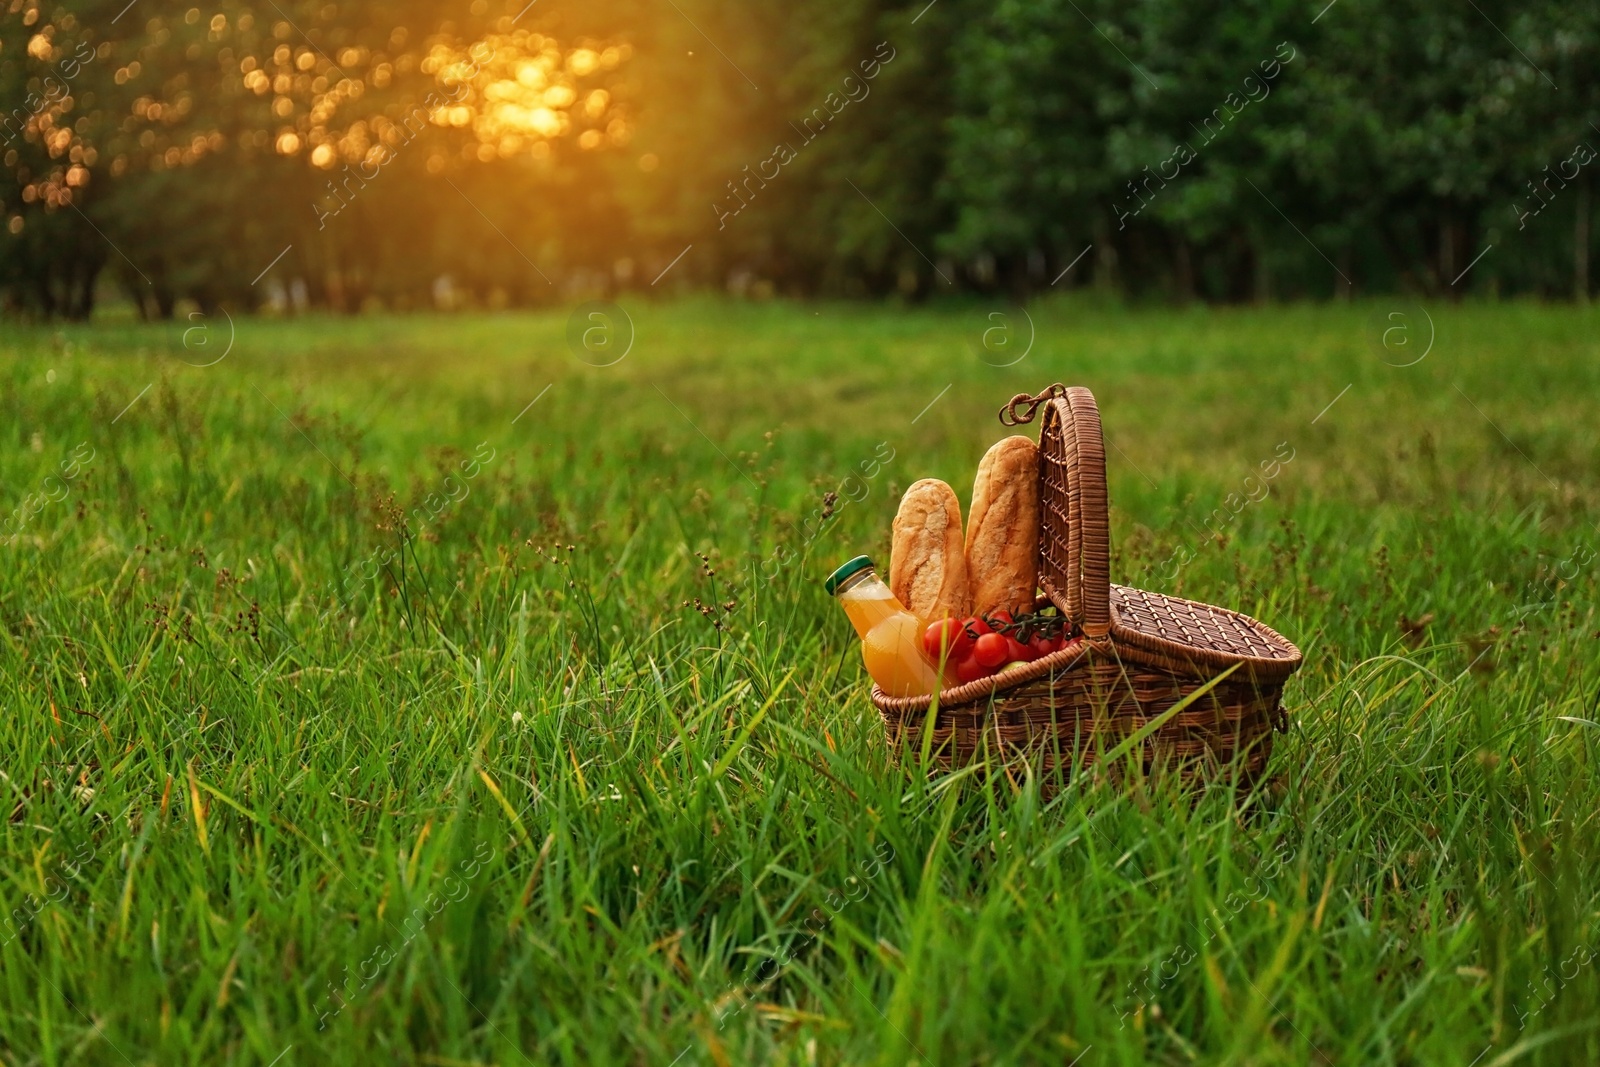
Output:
[{"xmin": 2, "ymin": 0, "xmax": 1596, "ymax": 319}]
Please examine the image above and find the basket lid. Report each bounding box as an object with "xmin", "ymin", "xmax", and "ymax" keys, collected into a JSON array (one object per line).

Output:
[
  {"xmin": 1033, "ymin": 386, "xmax": 1111, "ymax": 639},
  {"xmin": 1000, "ymin": 384, "xmax": 1303, "ymax": 681}
]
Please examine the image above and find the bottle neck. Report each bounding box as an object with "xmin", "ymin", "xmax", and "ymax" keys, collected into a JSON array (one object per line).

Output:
[{"xmin": 832, "ymin": 568, "xmax": 879, "ymax": 597}]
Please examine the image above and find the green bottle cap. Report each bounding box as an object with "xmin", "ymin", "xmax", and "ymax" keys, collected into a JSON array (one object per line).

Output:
[{"xmin": 824, "ymin": 555, "xmax": 875, "ymax": 596}]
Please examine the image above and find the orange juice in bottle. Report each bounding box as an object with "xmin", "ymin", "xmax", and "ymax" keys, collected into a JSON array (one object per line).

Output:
[{"xmin": 824, "ymin": 556, "xmax": 943, "ymax": 698}]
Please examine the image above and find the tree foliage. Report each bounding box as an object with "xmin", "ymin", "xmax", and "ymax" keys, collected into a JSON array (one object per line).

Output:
[{"xmin": 1, "ymin": 0, "xmax": 1595, "ymax": 316}]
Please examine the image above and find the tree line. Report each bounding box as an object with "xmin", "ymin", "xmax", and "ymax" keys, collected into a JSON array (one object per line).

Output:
[{"xmin": 2, "ymin": 0, "xmax": 1596, "ymax": 318}]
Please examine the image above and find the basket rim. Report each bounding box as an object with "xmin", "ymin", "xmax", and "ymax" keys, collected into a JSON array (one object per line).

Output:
[
  {"xmin": 871, "ymin": 633, "xmax": 1096, "ymax": 715},
  {"xmin": 868, "ymin": 590, "xmax": 1094, "ymax": 711},
  {"xmin": 870, "ymin": 596, "xmax": 1301, "ymax": 718}
]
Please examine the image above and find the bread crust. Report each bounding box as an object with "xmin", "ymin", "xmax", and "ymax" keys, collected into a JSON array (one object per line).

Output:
[
  {"xmin": 889, "ymin": 479, "xmax": 971, "ymax": 622},
  {"xmin": 965, "ymin": 435, "xmax": 1040, "ymax": 614}
]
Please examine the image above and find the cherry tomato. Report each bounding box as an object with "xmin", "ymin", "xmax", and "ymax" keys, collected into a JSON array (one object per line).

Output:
[
  {"xmin": 988, "ymin": 609, "xmax": 1014, "ymax": 629},
  {"xmin": 1029, "ymin": 634, "xmax": 1056, "ymax": 659},
  {"xmin": 973, "ymin": 632, "xmax": 1009, "ymax": 668},
  {"xmin": 963, "ymin": 615, "xmax": 992, "ymax": 640},
  {"xmin": 954, "ymin": 655, "xmax": 989, "ymax": 684},
  {"xmin": 923, "ymin": 618, "xmax": 973, "ymax": 664},
  {"xmin": 1005, "ymin": 635, "xmax": 1032, "ymax": 663}
]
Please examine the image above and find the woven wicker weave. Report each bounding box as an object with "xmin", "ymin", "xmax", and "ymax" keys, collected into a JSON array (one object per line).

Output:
[{"xmin": 872, "ymin": 384, "xmax": 1303, "ymax": 789}]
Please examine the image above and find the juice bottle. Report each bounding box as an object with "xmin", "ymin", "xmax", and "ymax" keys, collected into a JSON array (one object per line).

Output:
[{"xmin": 824, "ymin": 556, "xmax": 944, "ymax": 698}]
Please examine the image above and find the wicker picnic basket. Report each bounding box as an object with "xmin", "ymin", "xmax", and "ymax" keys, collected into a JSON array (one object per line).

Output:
[{"xmin": 871, "ymin": 384, "xmax": 1303, "ymax": 788}]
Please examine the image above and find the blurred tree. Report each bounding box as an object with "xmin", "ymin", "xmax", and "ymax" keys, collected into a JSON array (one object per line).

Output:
[
  {"xmin": 940, "ymin": 0, "xmax": 1126, "ymax": 295},
  {"xmin": 1, "ymin": 0, "xmax": 1596, "ymax": 315}
]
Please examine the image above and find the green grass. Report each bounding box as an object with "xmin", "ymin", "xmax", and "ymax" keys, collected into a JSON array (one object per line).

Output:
[{"xmin": 1, "ymin": 296, "xmax": 1597, "ymax": 1065}]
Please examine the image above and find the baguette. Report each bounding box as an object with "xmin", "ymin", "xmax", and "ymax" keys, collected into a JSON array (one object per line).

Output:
[
  {"xmin": 889, "ymin": 479, "xmax": 971, "ymax": 622},
  {"xmin": 965, "ymin": 435, "xmax": 1040, "ymax": 615}
]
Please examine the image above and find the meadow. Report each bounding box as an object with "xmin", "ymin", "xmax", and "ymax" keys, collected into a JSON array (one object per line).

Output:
[{"xmin": 1, "ymin": 296, "xmax": 1597, "ymax": 1066}]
